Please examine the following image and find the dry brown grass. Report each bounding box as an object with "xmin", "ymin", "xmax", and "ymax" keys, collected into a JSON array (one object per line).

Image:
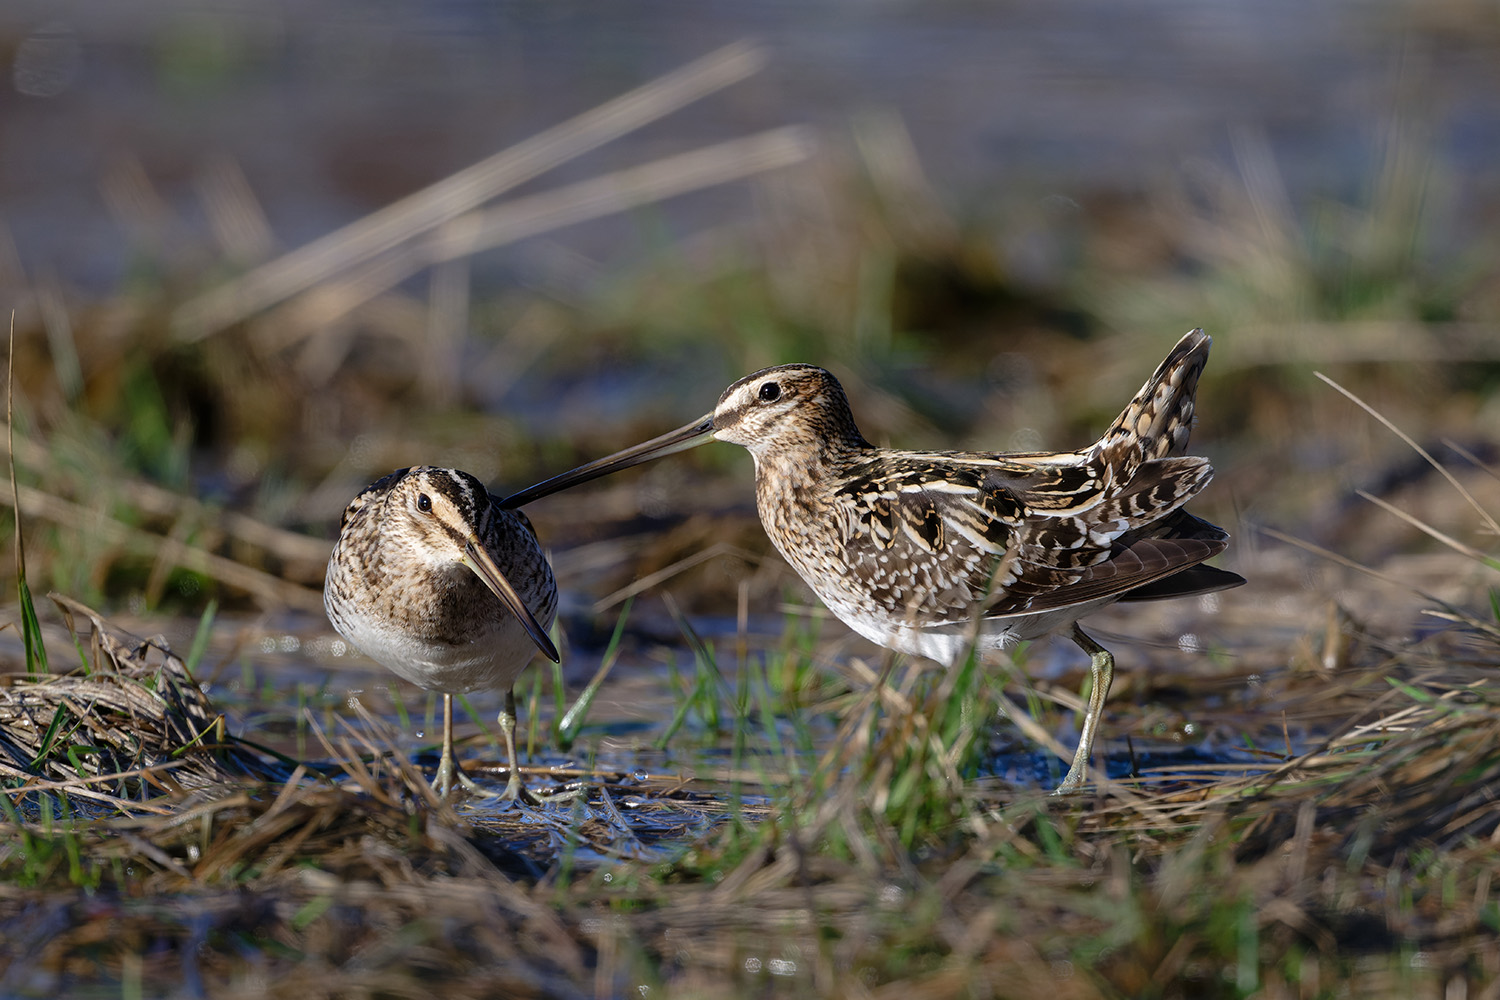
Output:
[{"xmin": 0, "ymin": 554, "xmax": 1496, "ymax": 997}]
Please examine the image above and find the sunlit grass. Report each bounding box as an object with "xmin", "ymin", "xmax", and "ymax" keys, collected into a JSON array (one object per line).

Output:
[{"xmin": 6, "ymin": 424, "xmax": 1500, "ymax": 996}]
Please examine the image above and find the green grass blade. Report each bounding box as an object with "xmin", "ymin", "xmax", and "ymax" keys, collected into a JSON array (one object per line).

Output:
[
  {"xmin": 1386, "ymin": 676, "xmax": 1435, "ymax": 704},
  {"xmin": 28, "ymin": 704, "xmax": 69, "ymax": 770},
  {"xmin": 655, "ymin": 656, "xmax": 708, "ymax": 750},
  {"xmin": 548, "ymin": 656, "xmax": 567, "ymax": 748},
  {"xmin": 184, "ymin": 598, "xmax": 218, "ymax": 673},
  {"xmin": 558, "ymin": 597, "xmax": 633, "ymax": 749},
  {"xmin": 525, "ymin": 668, "xmax": 543, "ymax": 759},
  {"xmin": 65, "ymin": 745, "xmax": 100, "ymax": 781},
  {"xmin": 456, "ymin": 693, "xmax": 494, "ymax": 741},
  {"xmin": 388, "ymin": 681, "xmax": 411, "ymax": 730},
  {"xmin": 18, "ymin": 574, "xmax": 48, "ymax": 676}
]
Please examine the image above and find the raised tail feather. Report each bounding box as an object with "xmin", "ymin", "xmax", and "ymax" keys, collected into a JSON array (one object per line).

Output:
[
  {"xmin": 1093, "ymin": 329, "xmax": 1211, "ymax": 474},
  {"xmin": 1087, "ymin": 455, "xmax": 1213, "ymax": 534}
]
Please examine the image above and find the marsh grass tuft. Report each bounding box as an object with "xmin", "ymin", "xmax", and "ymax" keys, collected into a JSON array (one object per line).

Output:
[{"xmin": 0, "ymin": 594, "xmax": 281, "ymax": 804}]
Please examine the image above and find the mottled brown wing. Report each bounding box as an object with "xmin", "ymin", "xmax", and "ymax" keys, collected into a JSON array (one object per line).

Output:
[
  {"xmin": 830, "ymin": 456, "xmax": 1028, "ymax": 623},
  {"xmin": 829, "ymin": 454, "xmax": 1094, "ymax": 623},
  {"xmin": 1111, "ymin": 509, "xmax": 1245, "ymax": 602},
  {"xmin": 832, "ymin": 452, "xmax": 1220, "ymax": 625},
  {"xmin": 978, "ymin": 458, "xmax": 1222, "ymax": 616},
  {"xmin": 988, "ymin": 508, "xmax": 1243, "ymax": 615}
]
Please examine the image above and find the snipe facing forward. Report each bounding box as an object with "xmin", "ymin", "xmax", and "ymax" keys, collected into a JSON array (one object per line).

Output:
[
  {"xmin": 504, "ymin": 330, "xmax": 1244, "ymax": 794},
  {"xmin": 325, "ymin": 466, "xmax": 560, "ymax": 800}
]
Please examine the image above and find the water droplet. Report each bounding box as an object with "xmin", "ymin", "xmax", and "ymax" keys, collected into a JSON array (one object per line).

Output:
[
  {"xmin": 13, "ymin": 23, "xmax": 80, "ymax": 99},
  {"xmin": 1008, "ymin": 426, "xmax": 1044, "ymax": 451}
]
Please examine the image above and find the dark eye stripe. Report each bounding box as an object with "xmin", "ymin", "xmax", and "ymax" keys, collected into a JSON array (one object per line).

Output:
[{"xmin": 414, "ymin": 468, "xmax": 494, "ymax": 534}]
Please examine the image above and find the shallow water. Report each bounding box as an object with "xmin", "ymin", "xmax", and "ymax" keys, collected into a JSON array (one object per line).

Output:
[{"xmin": 178, "ymin": 558, "xmax": 1324, "ymax": 806}]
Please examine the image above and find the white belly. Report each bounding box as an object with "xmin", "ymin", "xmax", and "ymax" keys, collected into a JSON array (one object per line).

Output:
[
  {"xmin": 330, "ymin": 599, "xmax": 541, "ymax": 695},
  {"xmin": 829, "ymin": 596, "xmax": 1117, "ymax": 667}
]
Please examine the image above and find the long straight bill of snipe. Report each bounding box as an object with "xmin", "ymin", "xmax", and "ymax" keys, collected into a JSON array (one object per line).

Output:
[{"xmin": 501, "ymin": 415, "xmax": 717, "ymax": 508}]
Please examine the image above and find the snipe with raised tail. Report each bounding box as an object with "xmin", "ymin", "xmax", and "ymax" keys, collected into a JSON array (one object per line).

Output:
[{"xmin": 503, "ymin": 331, "xmax": 1243, "ymax": 793}]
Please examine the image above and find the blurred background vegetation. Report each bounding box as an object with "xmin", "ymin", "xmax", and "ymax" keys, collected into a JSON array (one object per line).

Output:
[{"xmin": 0, "ymin": 0, "xmax": 1497, "ymax": 619}]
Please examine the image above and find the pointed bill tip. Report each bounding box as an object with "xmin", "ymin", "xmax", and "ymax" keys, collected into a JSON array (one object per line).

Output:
[{"xmin": 463, "ymin": 539, "xmax": 559, "ymax": 663}]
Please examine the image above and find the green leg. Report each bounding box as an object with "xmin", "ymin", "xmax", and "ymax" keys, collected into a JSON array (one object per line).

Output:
[
  {"xmin": 496, "ymin": 689, "xmax": 537, "ymax": 804},
  {"xmin": 1053, "ymin": 624, "xmax": 1114, "ymax": 795},
  {"xmin": 432, "ymin": 693, "xmax": 485, "ymax": 799}
]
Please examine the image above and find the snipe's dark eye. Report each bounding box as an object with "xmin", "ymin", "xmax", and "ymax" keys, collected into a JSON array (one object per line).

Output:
[
  {"xmin": 758, "ymin": 381, "xmax": 781, "ymax": 402},
  {"xmin": 416, "ymin": 493, "xmax": 433, "ymax": 513}
]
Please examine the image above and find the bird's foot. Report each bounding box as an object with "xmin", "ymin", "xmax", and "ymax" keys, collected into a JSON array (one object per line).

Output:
[
  {"xmin": 1050, "ymin": 763, "xmax": 1089, "ymax": 796},
  {"xmin": 484, "ymin": 767, "xmax": 591, "ymax": 809},
  {"xmin": 432, "ymin": 753, "xmax": 487, "ymax": 801}
]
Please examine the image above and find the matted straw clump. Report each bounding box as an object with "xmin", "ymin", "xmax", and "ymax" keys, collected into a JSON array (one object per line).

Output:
[{"xmin": 0, "ymin": 593, "xmax": 279, "ymax": 803}]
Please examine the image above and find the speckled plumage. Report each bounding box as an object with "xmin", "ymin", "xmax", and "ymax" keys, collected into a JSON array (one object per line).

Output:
[
  {"xmin": 325, "ymin": 466, "xmax": 558, "ymax": 799},
  {"xmin": 503, "ymin": 330, "xmax": 1243, "ymax": 793},
  {"xmin": 721, "ymin": 330, "xmax": 1229, "ymax": 666}
]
